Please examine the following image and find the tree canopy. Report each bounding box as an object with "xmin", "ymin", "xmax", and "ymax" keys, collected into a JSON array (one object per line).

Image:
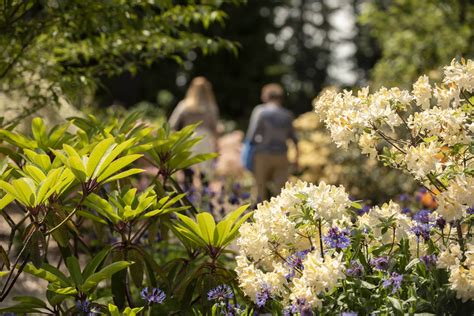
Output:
[{"xmin": 0, "ymin": 0, "xmax": 244, "ymax": 127}]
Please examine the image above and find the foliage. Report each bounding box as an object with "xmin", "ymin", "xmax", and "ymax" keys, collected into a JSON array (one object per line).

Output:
[
  {"xmin": 0, "ymin": 114, "xmax": 251, "ymax": 314},
  {"xmin": 0, "ymin": 0, "xmax": 244, "ymax": 128},
  {"xmin": 361, "ymin": 0, "xmax": 474, "ymax": 87},
  {"xmin": 233, "ymin": 59, "xmax": 473, "ymax": 314}
]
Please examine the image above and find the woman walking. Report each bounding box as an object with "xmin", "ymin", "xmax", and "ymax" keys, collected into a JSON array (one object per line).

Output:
[{"xmin": 169, "ymin": 77, "xmax": 220, "ymax": 183}]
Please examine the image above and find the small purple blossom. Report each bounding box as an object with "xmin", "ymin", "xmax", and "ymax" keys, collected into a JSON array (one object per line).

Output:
[
  {"xmin": 435, "ymin": 217, "xmax": 446, "ymax": 230},
  {"xmin": 411, "ymin": 224, "xmax": 431, "ymax": 242},
  {"xmin": 358, "ymin": 205, "xmax": 371, "ymax": 216},
  {"xmin": 370, "ymin": 256, "xmax": 390, "ymax": 271},
  {"xmin": 346, "ymin": 260, "xmax": 364, "ymax": 278},
  {"xmin": 256, "ymin": 284, "xmax": 272, "ymax": 307},
  {"xmin": 228, "ymin": 194, "xmax": 240, "ymax": 205},
  {"xmin": 382, "ymin": 272, "xmax": 403, "ymax": 294},
  {"xmin": 76, "ymin": 299, "xmax": 91, "ymax": 313},
  {"xmin": 420, "ymin": 254, "xmax": 437, "ymax": 268},
  {"xmin": 341, "ymin": 312, "xmax": 358, "ymax": 316},
  {"xmin": 284, "ymin": 299, "xmax": 313, "ymax": 316},
  {"xmin": 401, "ymin": 207, "xmax": 412, "ymax": 215},
  {"xmin": 208, "ymin": 284, "xmax": 234, "ymax": 301},
  {"xmin": 324, "ymin": 227, "xmax": 351, "ymax": 249},
  {"xmin": 467, "ymin": 206, "xmax": 474, "ymax": 215},
  {"xmin": 398, "ymin": 194, "xmax": 410, "ymax": 202},
  {"xmin": 285, "ymin": 250, "xmax": 310, "ymax": 279},
  {"xmin": 413, "ymin": 209, "xmax": 432, "ymax": 224},
  {"xmin": 140, "ymin": 287, "xmax": 166, "ymax": 305}
]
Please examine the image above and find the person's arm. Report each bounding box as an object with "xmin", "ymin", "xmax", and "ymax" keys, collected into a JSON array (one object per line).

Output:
[
  {"xmin": 245, "ymin": 106, "xmax": 262, "ymax": 143},
  {"xmin": 168, "ymin": 102, "xmax": 185, "ymax": 130}
]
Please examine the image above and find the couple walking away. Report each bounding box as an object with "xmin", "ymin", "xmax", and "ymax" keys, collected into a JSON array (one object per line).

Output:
[{"xmin": 169, "ymin": 77, "xmax": 298, "ymax": 202}]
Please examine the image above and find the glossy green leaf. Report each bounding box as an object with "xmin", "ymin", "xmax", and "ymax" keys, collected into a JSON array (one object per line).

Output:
[
  {"xmin": 196, "ymin": 212, "xmax": 216, "ymax": 244},
  {"xmin": 66, "ymin": 256, "xmax": 83, "ymax": 286},
  {"xmin": 81, "ymin": 261, "xmax": 132, "ymax": 292},
  {"xmin": 86, "ymin": 137, "xmax": 116, "ymax": 178},
  {"xmin": 23, "ymin": 263, "xmax": 70, "ymax": 288},
  {"xmin": 82, "ymin": 246, "xmax": 111, "ymax": 279}
]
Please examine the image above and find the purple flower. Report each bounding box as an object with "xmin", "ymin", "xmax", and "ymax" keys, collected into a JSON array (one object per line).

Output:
[
  {"xmin": 411, "ymin": 224, "xmax": 431, "ymax": 241},
  {"xmin": 342, "ymin": 312, "xmax": 358, "ymax": 316},
  {"xmin": 256, "ymin": 284, "xmax": 272, "ymax": 307},
  {"xmin": 228, "ymin": 194, "xmax": 240, "ymax": 205},
  {"xmin": 76, "ymin": 299, "xmax": 91, "ymax": 313},
  {"xmin": 435, "ymin": 216, "xmax": 446, "ymax": 230},
  {"xmin": 413, "ymin": 209, "xmax": 432, "ymax": 223},
  {"xmin": 401, "ymin": 207, "xmax": 412, "ymax": 215},
  {"xmin": 285, "ymin": 250, "xmax": 310, "ymax": 279},
  {"xmin": 140, "ymin": 287, "xmax": 166, "ymax": 305},
  {"xmin": 398, "ymin": 194, "xmax": 410, "ymax": 202},
  {"xmin": 346, "ymin": 260, "xmax": 364, "ymax": 278},
  {"xmin": 467, "ymin": 206, "xmax": 474, "ymax": 215},
  {"xmin": 324, "ymin": 227, "xmax": 351, "ymax": 249},
  {"xmin": 284, "ymin": 299, "xmax": 313, "ymax": 316},
  {"xmin": 382, "ymin": 272, "xmax": 403, "ymax": 294},
  {"xmin": 207, "ymin": 284, "xmax": 234, "ymax": 301},
  {"xmin": 420, "ymin": 254, "xmax": 437, "ymax": 268},
  {"xmin": 358, "ymin": 205, "xmax": 371, "ymax": 216},
  {"xmin": 240, "ymin": 192, "xmax": 251, "ymax": 200},
  {"xmin": 370, "ymin": 256, "xmax": 390, "ymax": 271}
]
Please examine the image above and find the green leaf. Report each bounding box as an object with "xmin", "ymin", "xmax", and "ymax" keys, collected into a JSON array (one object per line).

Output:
[
  {"xmin": 76, "ymin": 210, "xmax": 108, "ymax": 224},
  {"xmin": 81, "ymin": 261, "xmax": 132, "ymax": 293},
  {"xmin": 12, "ymin": 295, "xmax": 47, "ymax": 308},
  {"xmin": 0, "ymin": 193, "xmax": 14, "ymax": 210},
  {"xmin": 24, "ymin": 149, "xmax": 51, "ymax": 170},
  {"xmin": 82, "ymin": 246, "xmax": 111, "ymax": 279},
  {"xmin": 11, "ymin": 178, "xmax": 35, "ymax": 206},
  {"xmin": 86, "ymin": 137, "xmax": 116, "ymax": 178},
  {"xmin": 50, "ymin": 286, "xmax": 78, "ymax": 295},
  {"xmin": 68, "ymin": 156, "xmax": 87, "ymax": 182},
  {"xmin": 388, "ymin": 296, "xmax": 403, "ymax": 312},
  {"xmin": 31, "ymin": 117, "xmax": 47, "ymax": 145},
  {"xmin": 66, "ymin": 256, "xmax": 83, "ymax": 286},
  {"xmin": 196, "ymin": 212, "xmax": 216, "ymax": 244},
  {"xmin": 112, "ymin": 269, "xmax": 127, "ymax": 310},
  {"xmin": 129, "ymin": 249, "xmax": 144, "ymax": 288},
  {"xmin": 23, "ymin": 263, "xmax": 70, "ymax": 287},
  {"xmin": 97, "ymin": 154, "xmax": 143, "ymax": 182},
  {"xmin": 109, "ymin": 304, "xmax": 120, "ymax": 316},
  {"xmin": 102, "ymin": 168, "xmax": 144, "ymax": 184}
]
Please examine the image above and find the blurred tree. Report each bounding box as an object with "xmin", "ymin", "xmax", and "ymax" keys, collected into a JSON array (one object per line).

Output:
[
  {"xmin": 360, "ymin": 0, "xmax": 474, "ymax": 87},
  {"xmin": 98, "ymin": 0, "xmax": 351, "ymax": 123},
  {"xmin": 0, "ymin": 0, "xmax": 244, "ymax": 128}
]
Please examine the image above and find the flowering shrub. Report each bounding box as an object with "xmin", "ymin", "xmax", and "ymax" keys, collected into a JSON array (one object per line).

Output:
[{"xmin": 235, "ymin": 59, "xmax": 473, "ymax": 314}]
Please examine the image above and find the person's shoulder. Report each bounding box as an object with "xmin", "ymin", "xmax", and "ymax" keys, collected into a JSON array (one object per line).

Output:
[{"xmin": 251, "ymin": 104, "xmax": 266, "ymax": 115}]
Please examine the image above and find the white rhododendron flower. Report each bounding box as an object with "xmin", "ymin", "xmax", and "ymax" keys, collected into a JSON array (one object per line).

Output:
[
  {"xmin": 443, "ymin": 58, "xmax": 474, "ymax": 93},
  {"xmin": 236, "ymin": 181, "xmax": 351, "ymax": 310},
  {"xmin": 404, "ymin": 142, "xmax": 441, "ymax": 180},
  {"xmin": 436, "ymin": 175, "xmax": 474, "ymax": 221},
  {"xmin": 413, "ymin": 75, "xmax": 432, "ymax": 109},
  {"xmin": 408, "ymin": 107, "xmax": 469, "ymax": 145}
]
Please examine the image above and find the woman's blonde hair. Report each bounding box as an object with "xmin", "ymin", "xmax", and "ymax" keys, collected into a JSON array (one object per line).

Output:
[{"xmin": 183, "ymin": 76, "xmax": 218, "ymax": 114}]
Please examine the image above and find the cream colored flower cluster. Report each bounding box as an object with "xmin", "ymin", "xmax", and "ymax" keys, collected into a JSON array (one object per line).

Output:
[
  {"xmin": 236, "ymin": 180, "xmax": 350, "ymax": 309},
  {"xmin": 438, "ymin": 243, "xmax": 474, "ymax": 302},
  {"xmin": 314, "ymin": 58, "xmax": 473, "ymax": 219}
]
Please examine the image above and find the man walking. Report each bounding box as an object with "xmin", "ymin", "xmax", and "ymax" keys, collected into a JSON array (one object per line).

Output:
[{"xmin": 245, "ymin": 83, "xmax": 299, "ymax": 201}]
